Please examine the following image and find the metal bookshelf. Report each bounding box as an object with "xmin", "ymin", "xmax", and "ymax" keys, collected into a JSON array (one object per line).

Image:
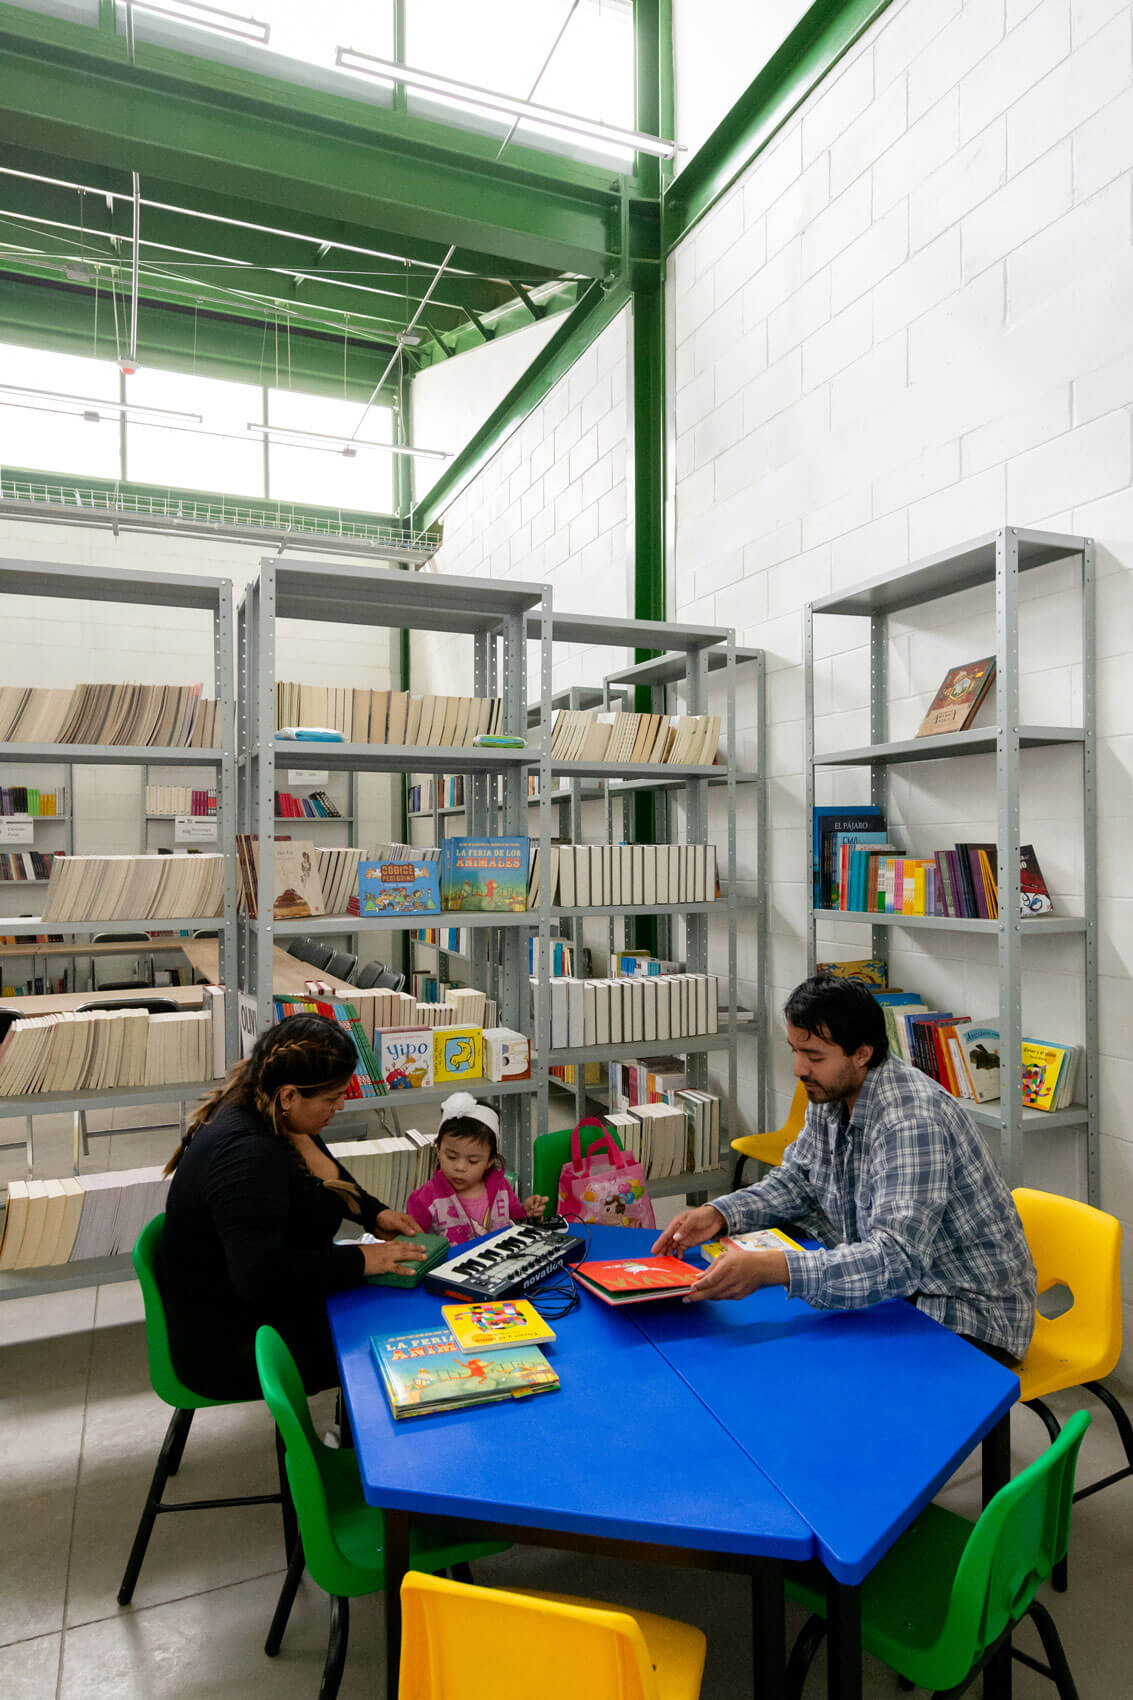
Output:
[
  {"xmin": 805, "ymin": 526, "xmax": 1097, "ymax": 1200},
  {"xmin": 236, "ymin": 558, "xmax": 551, "ymax": 1183},
  {"xmin": 0, "ymin": 557, "xmax": 238, "ymax": 1296}
]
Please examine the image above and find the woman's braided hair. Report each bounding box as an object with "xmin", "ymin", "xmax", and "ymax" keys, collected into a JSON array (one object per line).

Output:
[{"xmin": 165, "ymin": 1013, "xmax": 361, "ymax": 1205}]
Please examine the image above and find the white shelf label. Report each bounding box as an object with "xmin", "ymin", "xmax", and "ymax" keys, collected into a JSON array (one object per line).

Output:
[
  {"xmin": 238, "ymin": 991, "xmax": 259, "ymax": 1059},
  {"xmin": 289, "ymin": 770, "xmax": 328, "ymax": 785},
  {"xmin": 175, "ymin": 815, "xmax": 218, "ymax": 843},
  {"xmin": 0, "ymin": 818, "xmax": 34, "ymax": 843}
]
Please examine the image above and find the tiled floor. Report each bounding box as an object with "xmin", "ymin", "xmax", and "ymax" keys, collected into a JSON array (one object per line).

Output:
[{"xmin": 2, "ymin": 1276, "xmax": 1131, "ymax": 1700}]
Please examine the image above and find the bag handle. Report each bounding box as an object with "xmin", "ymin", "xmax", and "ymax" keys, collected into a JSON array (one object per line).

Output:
[{"xmin": 570, "ymin": 1117, "xmax": 626, "ymax": 1174}]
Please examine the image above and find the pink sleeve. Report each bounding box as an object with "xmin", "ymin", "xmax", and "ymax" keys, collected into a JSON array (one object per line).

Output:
[
  {"xmin": 405, "ymin": 1183, "xmax": 434, "ymax": 1232},
  {"xmin": 502, "ymin": 1178, "xmax": 528, "ymax": 1222}
]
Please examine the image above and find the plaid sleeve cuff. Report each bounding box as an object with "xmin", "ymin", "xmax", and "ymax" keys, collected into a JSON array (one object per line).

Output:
[
  {"xmin": 782, "ymin": 1246, "xmax": 824, "ymax": 1303},
  {"xmin": 709, "ymin": 1189, "xmax": 770, "ymax": 1236}
]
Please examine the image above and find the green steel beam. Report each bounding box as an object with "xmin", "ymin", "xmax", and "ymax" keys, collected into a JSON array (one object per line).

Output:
[
  {"xmin": 411, "ymin": 280, "xmax": 629, "ymax": 532},
  {"xmin": 0, "ymin": 5, "xmax": 622, "ymax": 279},
  {"xmin": 0, "ymin": 150, "xmax": 541, "ymax": 317},
  {"xmin": 0, "ymin": 272, "xmax": 399, "ymax": 402},
  {"xmin": 412, "ymin": 282, "xmax": 585, "ymax": 367},
  {"xmin": 663, "ymin": 0, "xmax": 898, "ymax": 251}
]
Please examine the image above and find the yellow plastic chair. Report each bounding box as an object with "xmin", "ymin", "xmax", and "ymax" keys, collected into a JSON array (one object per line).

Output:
[
  {"xmin": 1012, "ymin": 1187, "xmax": 1132, "ymax": 1588},
  {"xmin": 729, "ymin": 1081, "xmax": 808, "ymax": 1188},
  {"xmin": 398, "ymin": 1571, "xmax": 706, "ymax": 1700}
]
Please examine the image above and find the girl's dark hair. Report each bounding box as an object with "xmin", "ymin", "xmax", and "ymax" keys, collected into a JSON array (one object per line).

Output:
[
  {"xmin": 783, "ymin": 974, "xmax": 888, "ymax": 1069},
  {"xmin": 436, "ymin": 1114, "xmax": 501, "ymax": 1170},
  {"xmin": 165, "ymin": 1014, "xmax": 359, "ymax": 1200}
]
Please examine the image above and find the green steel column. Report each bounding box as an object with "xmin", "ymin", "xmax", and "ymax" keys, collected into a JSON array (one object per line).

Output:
[{"xmin": 395, "ymin": 375, "xmax": 414, "ymax": 980}]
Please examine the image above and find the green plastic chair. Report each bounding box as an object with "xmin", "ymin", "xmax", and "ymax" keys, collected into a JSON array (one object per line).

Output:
[
  {"xmin": 118, "ymin": 1214, "xmax": 293, "ymax": 1607},
  {"xmin": 531, "ymin": 1121, "xmax": 623, "ymax": 1218},
  {"xmin": 255, "ymin": 1324, "xmax": 510, "ymax": 1700},
  {"xmin": 783, "ymin": 1410, "xmax": 1092, "ymax": 1700}
]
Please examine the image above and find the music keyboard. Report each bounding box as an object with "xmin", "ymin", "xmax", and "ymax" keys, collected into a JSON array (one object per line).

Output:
[{"xmin": 422, "ymin": 1220, "xmax": 585, "ymax": 1301}]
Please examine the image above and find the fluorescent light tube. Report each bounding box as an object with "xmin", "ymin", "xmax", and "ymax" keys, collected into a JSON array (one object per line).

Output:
[
  {"xmin": 117, "ymin": 0, "xmax": 270, "ymax": 45},
  {"xmin": 0, "ymin": 384, "xmax": 203, "ymax": 424},
  {"xmin": 334, "ymin": 48, "xmax": 678, "ymax": 159},
  {"xmin": 246, "ymin": 422, "xmax": 449, "ymax": 461}
]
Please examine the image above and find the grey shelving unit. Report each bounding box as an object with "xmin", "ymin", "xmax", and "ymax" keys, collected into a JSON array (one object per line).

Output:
[
  {"xmin": 0, "ymin": 557, "xmax": 239, "ymax": 1297},
  {"xmin": 236, "ymin": 558, "xmax": 552, "ymax": 1183},
  {"xmin": 805, "ymin": 526, "xmax": 1097, "ymax": 1200}
]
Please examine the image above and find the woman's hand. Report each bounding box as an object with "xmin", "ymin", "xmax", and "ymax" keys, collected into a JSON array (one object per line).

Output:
[
  {"xmin": 374, "ymin": 1208, "xmax": 421, "ymax": 1240},
  {"xmin": 522, "ymin": 1194, "xmax": 549, "ymax": 1220},
  {"xmin": 361, "ymin": 1238, "xmax": 429, "ymax": 1277}
]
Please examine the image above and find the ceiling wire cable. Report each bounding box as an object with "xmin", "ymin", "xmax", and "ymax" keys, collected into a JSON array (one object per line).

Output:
[
  {"xmin": 496, "ymin": 0, "xmax": 580, "ymax": 161},
  {"xmin": 128, "ymin": 172, "xmax": 141, "ymax": 367},
  {"xmin": 348, "ymin": 242, "xmax": 456, "ymax": 441}
]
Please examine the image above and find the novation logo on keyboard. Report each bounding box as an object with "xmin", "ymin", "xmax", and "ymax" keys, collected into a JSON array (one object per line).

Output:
[{"xmin": 423, "ymin": 1221, "xmax": 586, "ymax": 1301}]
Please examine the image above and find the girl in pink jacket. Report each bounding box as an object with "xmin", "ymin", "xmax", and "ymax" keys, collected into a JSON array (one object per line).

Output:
[{"xmin": 406, "ymin": 1092, "xmax": 548, "ymax": 1246}]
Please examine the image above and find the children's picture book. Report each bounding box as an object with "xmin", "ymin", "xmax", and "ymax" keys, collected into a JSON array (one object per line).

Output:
[
  {"xmin": 358, "ymin": 857, "xmax": 440, "ymax": 917},
  {"xmin": 954, "ymin": 1021, "xmax": 1001, "ymax": 1101},
  {"xmin": 364, "ymin": 1233, "xmax": 450, "ymax": 1287},
  {"xmin": 816, "ymin": 958, "xmax": 889, "ymax": 987},
  {"xmin": 441, "ymin": 1298, "xmax": 557, "ymax": 1350},
  {"xmin": 700, "ymin": 1227, "xmax": 802, "ymax": 1261},
  {"xmin": 377, "ymin": 1027, "xmax": 434, "ymax": 1091},
  {"xmin": 432, "ymin": 1024, "xmax": 483, "ymax": 1083},
  {"xmin": 440, "ymin": 836, "xmax": 530, "ymax": 912},
  {"xmin": 571, "ymin": 1255, "xmax": 702, "ymax": 1305},
  {"xmin": 482, "ymin": 1026, "xmax": 531, "ymax": 1081},
  {"xmin": 272, "ymin": 839, "xmax": 326, "ymax": 918},
  {"xmin": 916, "ymin": 656, "xmax": 996, "ymax": 737},
  {"xmin": 370, "ymin": 1328, "xmax": 559, "ymax": 1419},
  {"xmin": 1019, "ymin": 845, "xmax": 1054, "ymax": 915}
]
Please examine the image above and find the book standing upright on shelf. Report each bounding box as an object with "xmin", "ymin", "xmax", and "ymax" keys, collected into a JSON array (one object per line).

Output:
[
  {"xmin": 916, "ymin": 657, "xmax": 996, "ymax": 737},
  {"xmin": 358, "ymin": 856, "xmax": 440, "ymax": 917},
  {"xmin": 440, "ymin": 837, "xmax": 529, "ymax": 912}
]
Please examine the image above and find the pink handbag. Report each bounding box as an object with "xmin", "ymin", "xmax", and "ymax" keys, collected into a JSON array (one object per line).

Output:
[{"xmin": 556, "ymin": 1118, "xmax": 656, "ymax": 1229}]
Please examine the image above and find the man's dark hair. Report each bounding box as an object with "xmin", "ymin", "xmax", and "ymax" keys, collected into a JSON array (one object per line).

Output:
[{"xmin": 783, "ymin": 975, "xmax": 889, "ymax": 1069}]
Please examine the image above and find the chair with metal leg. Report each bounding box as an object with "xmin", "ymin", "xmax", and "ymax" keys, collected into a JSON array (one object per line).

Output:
[
  {"xmin": 117, "ymin": 1216, "xmax": 294, "ymax": 1607},
  {"xmin": 728, "ymin": 1081, "xmax": 807, "ymax": 1189},
  {"xmin": 352, "ymin": 960, "xmax": 386, "ymax": 989}
]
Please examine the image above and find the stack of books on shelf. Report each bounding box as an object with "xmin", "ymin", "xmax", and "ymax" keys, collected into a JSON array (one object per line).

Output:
[
  {"xmin": 550, "ymin": 844, "xmax": 718, "ymax": 907},
  {"xmin": 273, "ymin": 996, "xmax": 385, "ymax": 1097},
  {"xmin": 236, "ymin": 838, "xmax": 372, "ymax": 919},
  {"xmin": 0, "ymin": 787, "xmax": 64, "ymax": 817},
  {"xmin": 609, "ymin": 1055, "xmax": 689, "ymax": 1106},
  {"xmin": 530, "ymin": 974, "xmax": 718, "ymax": 1049},
  {"xmin": 0, "ymin": 851, "xmax": 53, "ymax": 883},
  {"xmin": 0, "ymin": 1165, "xmax": 173, "ymax": 1272},
  {"xmin": 417, "ymin": 925, "xmax": 469, "ymax": 957},
  {"xmin": 0, "ymin": 990, "xmax": 223, "ymax": 1097},
  {"xmin": 41, "ymin": 854, "xmax": 224, "ymax": 922},
  {"xmin": 274, "ymin": 684, "xmax": 503, "ymax": 746},
  {"xmin": 327, "ymin": 1131, "xmax": 437, "ymax": 1211},
  {"xmin": 1, "ymin": 974, "xmax": 69, "ymax": 998},
  {"xmin": 813, "ymin": 806, "xmax": 1054, "ymax": 918},
  {"xmin": 606, "ymin": 1092, "xmax": 720, "ymax": 1179},
  {"xmin": 548, "ymin": 709, "xmax": 720, "ymax": 766},
  {"xmin": 610, "ymin": 952, "xmax": 683, "ymax": 979},
  {"xmin": 146, "ymin": 787, "xmax": 217, "ymax": 817},
  {"xmin": 274, "ymin": 790, "xmax": 340, "ymax": 818},
  {"xmin": 407, "ymin": 776, "xmax": 465, "ymax": 813},
  {"xmin": 0, "ymin": 684, "xmax": 219, "ymax": 746}
]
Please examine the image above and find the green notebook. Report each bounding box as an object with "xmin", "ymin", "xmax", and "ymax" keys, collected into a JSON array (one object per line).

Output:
[{"xmin": 365, "ymin": 1233, "xmax": 450, "ymax": 1288}]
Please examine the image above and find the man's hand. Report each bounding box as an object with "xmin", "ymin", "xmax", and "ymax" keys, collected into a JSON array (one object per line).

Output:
[
  {"xmin": 374, "ymin": 1208, "xmax": 422, "ymax": 1240},
  {"xmin": 684, "ymin": 1247, "xmax": 789, "ymax": 1303},
  {"xmin": 652, "ymin": 1204, "xmax": 727, "ymax": 1258},
  {"xmin": 361, "ymin": 1238, "xmax": 429, "ymax": 1277}
]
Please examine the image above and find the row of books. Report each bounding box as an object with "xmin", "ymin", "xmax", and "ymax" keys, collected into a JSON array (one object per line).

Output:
[
  {"xmin": 610, "ymin": 952, "xmax": 682, "ymax": 979},
  {"xmin": 527, "ymin": 936, "xmax": 576, "ymax": 976},
  {"xmin": 0, "ymin": 684, "xmax": 219, "ymax": 747},
  {"xmin": 327, "ymin": 1131, "xmax": 436, "ymax": 1213},
  {"xmin": 275, "ymin": 790, "xmax": 341, "ymax": 818},
  {"xmin": 407, "ymin": 776, "xmax": 465, "ymax": 813},
  {"xmin": 0, "ymin": 1165, "xmax": 171, "ymax": 1271},
  {"xmin": 41, "ymin": 854, "xmax": 224, "ymax": 922},
  {"xmin": 606, "ymin": 1090, "xmax": 721, "ymax": 1178},
  {"xmin": 273, "ymin": 997, "xmax": 384, "ymax": 1098},
  {"xmin": 874, "ymin": 990, "xmax": 1080, "ymax": 1110},
  {"xmin": 236, "ymin": 839, "xmax": 364, "ymax": 920},
  {"xmin": 275, "ymin": 683, "xmax": 503, "ymax": 747},
  {"xmin": 0, "ymin": 991, "xmax": 223, "ymax": 1097},
  {"xmin": 550, "ymin": 843, "xmax": 718, "ymax": 908},
  {"xmin": 0, "ymin": 788, "xmax": 65, "ymax": 817},
  {"xmin": 530, "ymin": 974, "xmax": 719, "ymax": 1050},
  {"xmin": 609, "ymin": 1054, "xmax": 690, "ymax": 1107},
  {"xmin": 814, "ymin": 806, "xmax": 1053, "ymax": 917},
  {"xmin": 0, "ymin": 851, "xmax": 53, "ymax": 882},
  {"xmin": 373, "ymin": 1024, "xmax": 529, "ymax": 1091},
  {"xmin": 284, "ymin": 984, "xmax": 473, "ymax": 1047},
  {"xmin": 146, "ymin": 787, "xmax": 217, "ymax": 817},
  {"xmin": 549, "ymin": 708, "xmax": 720, "ymax": 766},
  {"xmin": 1, "ymin": 976, "xmax": 69, "ymax": 998}
]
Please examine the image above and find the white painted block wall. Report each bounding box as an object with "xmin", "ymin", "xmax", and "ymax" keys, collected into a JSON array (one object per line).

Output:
[{"xmin": 669, "ymin": 0, "xmax": 1133, "ymax": 1368}]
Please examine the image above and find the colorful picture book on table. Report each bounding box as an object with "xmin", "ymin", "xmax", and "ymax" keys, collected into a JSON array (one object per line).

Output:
[
  {"xmin": 441, "ymin": 1299, "xmax": 557, "ymax": 1351},
  {"xmin": 370, "ymin": 1327, "xmax": 559, "ymax": 1419},
  {"xmin": 916, "ymin": 656, "xmax": 997, "ymax": 737},
  {"xmin": 358, "ymin": 856, "xmax": 440, "ymax": 917},
  {"xmin": 571, "ymin": 1255, "xmax": 702, "ymax": 1305},
  {"xmin": 700, "ymin": 1227, "xmax": 801, "ymax": 1261},
  {"xmin": 440, "ymin": 836, "xmax": 529, "ymax": 912}
]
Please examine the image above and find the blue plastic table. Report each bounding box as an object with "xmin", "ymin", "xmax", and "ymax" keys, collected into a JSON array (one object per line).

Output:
[{"xmin": 328, "ymin": 1225, "xmax": 1019, "ymax": 1700}]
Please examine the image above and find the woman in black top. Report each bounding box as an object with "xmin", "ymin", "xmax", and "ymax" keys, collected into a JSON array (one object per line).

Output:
[{"xmin": 158, "ymin": 1013, "xmax": 426, "ymax": 1400}]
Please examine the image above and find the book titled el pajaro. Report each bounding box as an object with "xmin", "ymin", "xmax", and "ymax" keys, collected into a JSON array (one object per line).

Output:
[
  {"xmin": 440, "ymin": 836, "xmax": 529, "ymax": 911},
  {"xmin": 370, "ymin": 1327, "xmax": 559, "ymax": 1419}
]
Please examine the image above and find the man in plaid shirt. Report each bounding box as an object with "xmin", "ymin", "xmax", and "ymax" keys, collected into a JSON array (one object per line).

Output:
[{"xmin": 655, "ymin": 975, "xmax": 1036, "ymax": 1362}]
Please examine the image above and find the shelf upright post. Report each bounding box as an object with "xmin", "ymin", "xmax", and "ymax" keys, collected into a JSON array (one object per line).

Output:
[
  {"xmin": 245, "ymin": 561, "xmax": 279, "ymax": 1033},
  {"xmin": 1082, "ymin": 538, "xmax": 1098, "ymax": 1205},
  {"xmin": 684, "ymin": 640, "xmax": 710, "ymax": 1103},
  {"xmin": 996, "ymin": 530, "xmax": 1024, "ymax": 1186},
  {"xmin": 805, "ymin": 604, "xmax": 816, "ymax": 977},
  {"xmin": 868, "ymin": 608, "xmax": 890, "ymax": 981},
  {"xmin": 532, "ymin": 590, "xmax": 553, "ymax": 1189},
  {"xmin": 725, "ymin": 630, "xmax": 740, "ymax": 1144},
  {"xmin": 235, "ymin": 588, "xmax": 250, "ymax": 1021},
  {"xmin": 497, "ymin": 596, "xmax": 527, "ymax": 1185},
  {"xmin": 216, "ymin": 579, "xmax": 239, "ymax": 1061},
  {"xmin": 468, "ymin": 630, "xmax": 491, "ymax": 1003}
]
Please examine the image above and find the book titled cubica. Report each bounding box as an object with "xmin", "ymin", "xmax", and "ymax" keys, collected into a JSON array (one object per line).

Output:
[{"xmin": 370, "ymin": 1328, "xmax": 559, "ymax": 1419}]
